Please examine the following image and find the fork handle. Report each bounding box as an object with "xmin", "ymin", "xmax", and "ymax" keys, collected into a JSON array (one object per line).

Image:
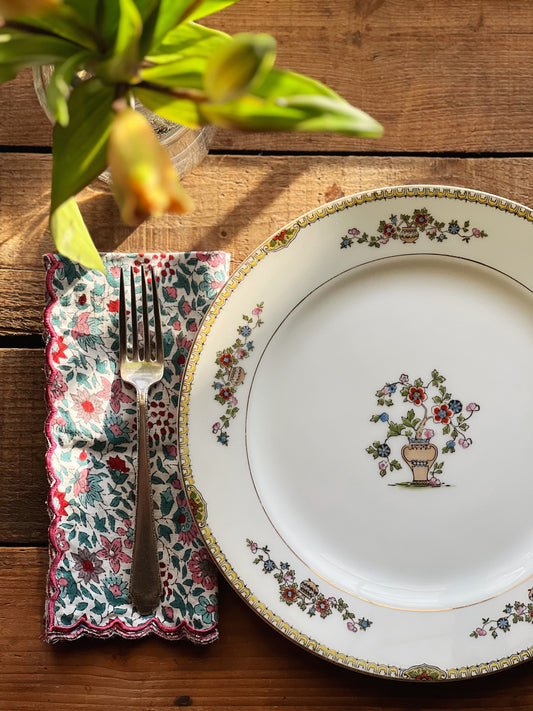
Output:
[{"xmin": 129, "ymin": 392, "xmax": 162, "ymax": 615}]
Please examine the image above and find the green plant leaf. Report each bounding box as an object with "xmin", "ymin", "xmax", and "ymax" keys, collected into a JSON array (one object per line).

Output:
[
  {"xmin": 12, "ymin": 5, "xmax": 100, "ymax": 51},
  {"xmin": 151, "ymin": 0, "xmax": 240, "ymax": 49},
  {"xmin": 133, "ymin": 0, "xmax": 160, "ymax": 19},
  {"xmin": 204, "ymin": 32, "xmax": 276, "ymax": 102},
  {"xmin": 134, "ymin": 84, "xmax": 203, "ymax": 127},
  {"xmin": 146, "ymin": 21, "xmax": 229, "ymax": 63},
  {"xmin": 95, "ymin": 0, "xmax": 142, "ymax": 82},
  {"xmin": 50, "ymin": 197, "xmax": 105, "ymax": 273},
  {"xmin": 184, "ymin": 65, "xmax": 383, "ymax": 136},
  {"xmin": 64, "ymin": 0, "xmax": 98, "ymax": 28},
  {"xmin": 200, "ymin": 94, "xmax": 304, "ymax": 130},
  {"xmin": 0, "ymin": 27, "xmax": 80, "ymax": 81},
  {"xmin": 0, "ymin": 63, "xmax": 20, "ymax": 83},
  {"xmin": 254, "ymin": 68, "xmax": 339, "ymax": 100},
  {"xmin": 93, "ymin": 0, "xmax": 120, "ymax": 47},
  {"xmin": 51, "ymin": 77, "xmax": 115, "ymax": 213},
  {"xmin": 182, "ymin": 0, "xmax": 241, "ymax": 22},
  {"xmin": 140, "ymin": 55, "xmax": 206, "ymax": 88},
  {"xmin": 113, "ymin": 0, "xmax": 143, "ymax": 74},
  {"xmin": 45, "ymin": 49, "xmax": 92, "ymax": 126},
  {"xmin": 275, "ymin": 94, "xmax": 384, "ymax": 136},
  {"xmin": 196, "ymin": 91, "xmax": 379, "ymax": 135}
]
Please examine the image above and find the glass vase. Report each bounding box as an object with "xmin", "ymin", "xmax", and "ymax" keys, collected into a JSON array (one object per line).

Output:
[{"xmin": 32, "ymin": 65, "xmax": 215, "ymax": 184}]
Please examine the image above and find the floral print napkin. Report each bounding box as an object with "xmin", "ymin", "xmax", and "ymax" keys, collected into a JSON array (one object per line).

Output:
[{"xmin": 43, "ymin": 251, "xmax": 230, "ymax": 642}]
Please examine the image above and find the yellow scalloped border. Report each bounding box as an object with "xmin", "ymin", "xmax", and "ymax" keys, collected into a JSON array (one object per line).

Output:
[{"xmin": 179, "ymin": 186, "xmax": 533, "ymax": 680}]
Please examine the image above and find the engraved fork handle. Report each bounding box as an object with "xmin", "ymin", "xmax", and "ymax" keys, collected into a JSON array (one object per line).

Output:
[{"xmin": 129, "ymin": 390, "xmax": 162, "ymax": 615}]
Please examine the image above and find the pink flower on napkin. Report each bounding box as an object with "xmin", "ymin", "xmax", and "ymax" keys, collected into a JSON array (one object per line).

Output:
[
  {"xmin": 197, "ymin": 252, "xmax": 227, "ymax": 267},
  {"xmin": 71, "ymin": 311, "xmax": 91, "ymax": 339},
  {"xmin": 188, "ymin": 549, "xmax": 217, "ymax": 590},
  {"xmin": 49, "ymin": 371, "xmax": 67, "ymax": 399},
  {"xmin": 97, "ymin": 536, "xmax": 132, "ymax": 574},
  {"xmin": 71, "ymin": 389, "xmax": 105, "ymax": 422},
  {"xmin": 73, "ymin": 468, "xmax": 90, "ymax": 497},
  {"xmin": 97, "ymin": 378, "xmax": 134, "ymax": 413},
  {"xmin": 164, "ymin": 286, "xmax": 178, "ymax": 300}
]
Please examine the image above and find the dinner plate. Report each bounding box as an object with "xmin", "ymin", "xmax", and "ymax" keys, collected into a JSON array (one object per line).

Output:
[{"xmin": 179, "ymin": 185, "xmax": 533, "ymax": 680}]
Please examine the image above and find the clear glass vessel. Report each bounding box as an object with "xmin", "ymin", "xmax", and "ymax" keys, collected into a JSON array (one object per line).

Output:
[{"xmin": 32, "ymin": 65, "xmax": 215, "ymax": 183}]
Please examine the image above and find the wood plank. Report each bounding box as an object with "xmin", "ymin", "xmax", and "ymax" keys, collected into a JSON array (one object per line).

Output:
[
  {"xmin": 2, "ymin": 152, "xmax": 533, "ymax": 334},
  {"xmin": 0, "ymin": 350, "xmax": 49, "ymax": 543},
  {"xmin": 2, "ymin": 547, "xmax": 533, "ymax": 710},
  {"xmin": 1, "ymin": 1, "xmax": 533, "ymax": 152}
]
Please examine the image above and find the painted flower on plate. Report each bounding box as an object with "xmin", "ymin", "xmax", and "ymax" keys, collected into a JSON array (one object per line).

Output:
[
  {"xmin": 283, "ymin": 586, "xmax": 298, "ymax": 602},
  {"xmin": 448, "ymin": 399, "xmax": 462, "ymax": 414},
  {"xmin": 408, "ymin": 386, "xmax": 425, "ymax": 404},
  {"xmin": 448, "ymin": 221, "xmax": 460, "ymax": 234},
  {"xmin": 377, "ymin": 443, "xmax": 391, "ymax": 457},
  {"xmin": 433, "ymin": 404, "xmax": 452, "ymax": 424},
  {"xmin": 497, "ymin": 617, "xmax": 510, "ymax": 632}
]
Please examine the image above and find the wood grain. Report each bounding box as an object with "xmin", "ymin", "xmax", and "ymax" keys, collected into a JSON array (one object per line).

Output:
[
  {"xmin": 0, "ymin": 350, "xmax": 48, "ymax": 543},
  {"xmin": 1, "ymin": 0, "xmax": 533, "ymax": 152},
  {"xmin": 2, "ymin": 152, "xmax": 533, "ymax": 334},
  {"xmin": 2, "ymin": 547, "xmax": 533, "ymax": 711}
]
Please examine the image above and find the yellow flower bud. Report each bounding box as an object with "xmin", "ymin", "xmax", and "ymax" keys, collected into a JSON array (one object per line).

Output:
[
  {"xmin": 108, "ymin": 107, "xmax": 194, "ymax": 226},
  {"xmin": 0, "ymin": 0, "xmax": 60, "ymax": 19},
  {"xmin": 204, "ymin": 33, "xmax": 276, "ymax": 103}
]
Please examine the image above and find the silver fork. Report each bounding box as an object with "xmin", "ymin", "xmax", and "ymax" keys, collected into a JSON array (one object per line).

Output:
[{"xmin": 119, "ymin": 265, "xmax": 164, "ymax": 615}]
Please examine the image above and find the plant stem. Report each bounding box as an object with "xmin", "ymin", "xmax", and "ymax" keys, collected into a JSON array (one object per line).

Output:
[{"xmin": 136, "ymin": 80, "xmax": 208, "ymax": 103}]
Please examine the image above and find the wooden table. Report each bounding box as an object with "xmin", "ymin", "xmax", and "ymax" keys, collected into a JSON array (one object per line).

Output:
[{"xmin": 2, "ymin": 1, "xmax": 533, "ymax": 708}]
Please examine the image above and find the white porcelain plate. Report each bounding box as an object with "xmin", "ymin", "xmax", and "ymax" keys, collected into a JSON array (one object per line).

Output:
[{"xmin": 179, "ymin": 186, "xmax": 533, "ymax": 680}]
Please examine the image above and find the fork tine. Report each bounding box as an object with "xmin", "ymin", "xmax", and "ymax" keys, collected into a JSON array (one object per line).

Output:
[
  {"xmin": 141, "ymin": 266, "xmax": 150, "ymax": 361},
  {"xmin": 150, "ymin": 268, "xmax": 163, "ymax": 362},
  {"xmin": 130, "ymin": 266, "xmax": 139, "ymax": 361},
  {"xmin": 119, "ymin": 268, "xmax": 128, "ymax": 362}
]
